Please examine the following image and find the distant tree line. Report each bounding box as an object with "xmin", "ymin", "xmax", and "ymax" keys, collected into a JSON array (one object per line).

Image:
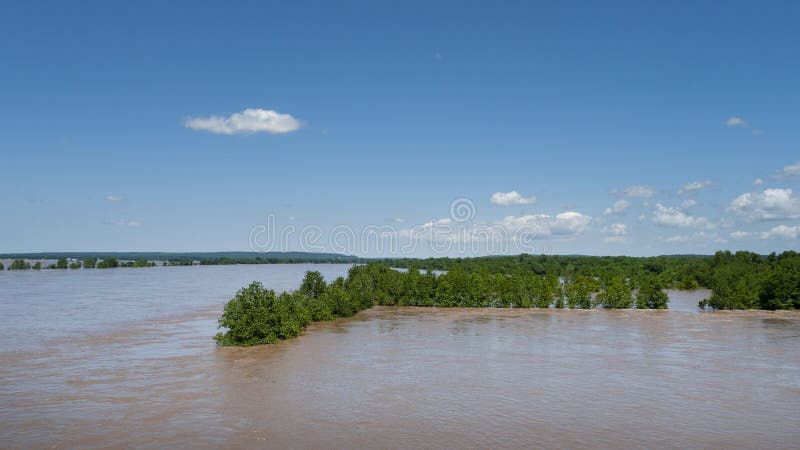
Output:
[{"xmin": 3, "ymin": 257, "xmax": 155, "ymax": 270}]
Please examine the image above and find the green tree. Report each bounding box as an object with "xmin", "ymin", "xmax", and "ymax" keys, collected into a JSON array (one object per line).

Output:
[
  {"xmin": 299, "ymin": 271, "xmax": 327, "ymax": 299},
  {"xmin": 82, "ymin": 258, "xmax": 96, "ymax": 268},
  {"xmin": 564, "ymin": 276, "xmax": 593, "ymax": 309},
  {"xmin": 96, "ymin": 257, "xmax": 119, "ymax": 269},
  {"xmin": 55, "ymin": 258, "xmax": 68, "ymax": 269},
  {"xmin": 33, "ymin": 261, "xmax": 42, "ymax": 270},
  {"xmin": 9, "ymin": 259, "xmax": 31, "ymax": 270},
  {"xmin": 597, "ymin": 276, "xmax": 633, "ymax": 309},
  {"xmin": 215, "ymin": 282, "xmax": 307, "ymax": 346},
  {"xmin": 325, "ymin": 278, "xmax": 358, "ymax": 317},
  {"xmin": 636, "ymin": 276, "xmax": 670, "ymax": 309}
]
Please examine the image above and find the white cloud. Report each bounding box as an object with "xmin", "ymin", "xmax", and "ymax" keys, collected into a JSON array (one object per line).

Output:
[
  {"xmin": 619, "ymin": 185, "xmax": 655, "ymax": 198},
  {"xmin": 778, "ymin": 162, "xmax": 800, "ymax": 180},
  {"xmin": 652, "ymin": 204, "xmax": 715, "ymax": 229},
  {"xmin": 762, "ymin": 225, "xmax": 800, "ymax": 239},
  {"xmin": 603, "ymin": 199, "xmax": 630, "ymax": 216},
  {"xmin": 752, "ymin": 129, "xmax": 764, "ymax": 135},
  {"xmin": 602, "ymin": 223, "xmax": 627, "ymax": 236},
  {"xmin": 398, "ymin": 211, "xmax": 592, "ymax": 246},
  {"xmin": 496, "ymin": 211, "xmax": 592, "ymax": 238},
  {"xmin": 678, "ymin": 180, "xmax": 711, "ymax": 195},
  {"xmin": 490, "ymin": 191, "xmax": 537, "ymax": 206},
  {"xmin": 602, "ymin": 223, "xmax": 627, "ymax": 243},
  {"xmin": 681, "ymin": 199, "xmax": 697, "ymax": 208},
  {"xmin": 754, "ymin": 178, "xmax": 764, "ymax": 186},
  {"xmin": 104, "ymin": 195, "xmax": 124, "ymax": 202},
  {"xmin": 184, "ymin": 108, "xmax": 302, "ymax": 135},
  {"xmin": 730, "ymin": 225, "xmax": 800, "ymax": 240},
  {"xmin": 726, "ymin": 116, "xmax": 748, "ymax": 127},
  {"xmin": 728, "ymin": 188, "xmax": 800, "ymax": 220}
]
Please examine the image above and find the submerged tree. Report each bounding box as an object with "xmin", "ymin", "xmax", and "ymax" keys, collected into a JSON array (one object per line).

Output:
[
  {"xmin": 565, "ymin": 276, "xmax": 594, "ymax": 309},
  {"xmin": 636, "ymin": 276, "xmax": 669, "ymax": 309},
  {"xmin": 9, "ymin": 260, "xmax": 30, "ymax": 270},
  {"xmin": 597, "ymin": 276, "xmax": 633, "ymax": 309},
  {"xmin": 215, "ymin": 282, "xmax": 306, "ymax": 346}
]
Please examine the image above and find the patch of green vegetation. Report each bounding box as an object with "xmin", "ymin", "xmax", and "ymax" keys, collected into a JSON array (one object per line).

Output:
[{"xmin": 9, "ymin": 259, "xmax": 31, "ymax": 270}]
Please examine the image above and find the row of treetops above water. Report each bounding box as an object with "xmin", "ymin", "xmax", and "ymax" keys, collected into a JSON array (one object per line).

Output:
[
  {"xmin": 216, "ymin": 263, "xmax": 676, "ymax": 346},
  {"xmin": 383, "ymin": 251, "xmax": 800, "ymax": 310},
  {"xmin": 1, "ymin": 258, "xmax": 156, "ymax": 270},
  {"xmin": 216, "ymin": 253, "xmax": 799, "ymax": 346}
]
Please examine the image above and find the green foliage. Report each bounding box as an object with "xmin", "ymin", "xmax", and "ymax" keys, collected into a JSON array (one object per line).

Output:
[
  {"xmin": 299, "ymin": 271, "xmax": 327, "ymax": 299},
  {"xmin": 55, "ymin": 259, "xmax": 68, "ymax": 269},
  {"xmin": 215, "ymin": 282, "xmax": 306, "ymax": 346},
  {"xmin": 82, "ymin": 258, "xmax": 96, "ymax": 269},
  {"xmin": 33, "ymin": 262, "xmax": 42, "ymax": 270},
  {"xmin": 636, "ymin": 276, "xmax": 670, "ymax": 309},
  {"xmin": 69, "ymin": 262, "xmax": 81, "ymax": 269},
  {"xmin": 565, "ymin": 276, "xmax": 594, "ymax": 309},
  {"xmin": 0, "ymin": 261, "xmax": 3, "ymax": 270},
  {"xmin": 9, "ymin": 259, "xmax": 31, "ymax": 270},
  {"xmin": 596, "ymin": 276, "xmax": 633, "ymax": 309},
  {"xmin": 702, "ymin": 251, "xmax": 800, "ymax": 310},
  {"xmin": 96, "ymin": 257, "xmax": 119, "ymax": 269}
]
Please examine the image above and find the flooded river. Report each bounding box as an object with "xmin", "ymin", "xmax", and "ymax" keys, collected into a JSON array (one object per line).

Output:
[{"xmin": 1, "ymin": 265, "xmax": 798, "ymax": 448}]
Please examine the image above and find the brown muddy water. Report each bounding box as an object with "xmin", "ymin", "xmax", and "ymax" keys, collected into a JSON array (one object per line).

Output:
[{"xmin": 1, "ymin": 265, "xmax": 799, "ymax": 449}]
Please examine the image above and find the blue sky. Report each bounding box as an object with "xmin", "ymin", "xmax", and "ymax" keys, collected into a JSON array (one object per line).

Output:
[{"xmin": 1, "ymin": 0, "xmax": 798, "ymax": 256}]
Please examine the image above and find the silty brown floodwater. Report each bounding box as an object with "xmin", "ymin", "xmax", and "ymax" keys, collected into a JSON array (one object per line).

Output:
[{"xmin": 1, "ymin": 264, "xmax": 798, "ymax": 448}]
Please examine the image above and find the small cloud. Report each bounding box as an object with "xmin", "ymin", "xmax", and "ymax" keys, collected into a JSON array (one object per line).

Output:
[
  {"xmin": 618, "ymin": 185, "xmax": 655, "ymax": 198},
  {"xmin": 603, "ymin": 199, "xmax": 630, "ymax": 216},
  {"xmin": 394, "ymin": 218, "xmax": 406, "ymax": 224},
  {"xmin": 660, "ymin": 231, "xmax": 719, "ymax": 244},
  {"xmin": 184, "ymin": 108, "xmax": 303, "ymax": 135},
  {"xmin": 678, "ymin": 180, "xmax": 711, "ymax": 195},
  {"xmin": 778, "ymin": 162, "xmax": 800, "ymax": 180},
  {"xmin": 494, "ymin": 211, "xmax": 592, "ymax": 238},
  {"xmin": 761, "ymin": 225, "xmax": 800, "ymax": 240},
  {"xmin": 602, "ymin": 223, "xmax": 627, "ymax": 243},
  {"xmin": 726, "ymin": 116, "xmax": 748, "ymax": 127},
  {"xmin": 434, "ymin": 52, "xmax": 443, "ymax": 61},
  {"xmin": 729, "ymin": 230, "xmax": 751, "ymax": 239},
  {"xmin": 652, "ymin": 204, "xmax": 715, "ymax": 229},
  {"xmin": 681, "ymin": 199, "xmax": 697, "ymax": 208},
  {"xmin": 731, "ymin": 225, "xmax": 800, "ymax": 240},
  {"xmin": 104, "ymin": 195, "xmax": 125, "ymax": 202},
  {"xmin": 107, "ymin": 219, "xmax": 141, "ymax": 227},
  {"xmin": 728, "ymin": 188, "xmax": 800, "ymax": 221},
  {"xmin": 752, "ymin": 129, "xmax": 764, "ymax": 135},
  {"xmin": 754, "ymin": 178, "xmax": 764, "ymax": 186},
  {"xmin": 490, "ymin": 191, "xmax": 537, "ymax": 206}
]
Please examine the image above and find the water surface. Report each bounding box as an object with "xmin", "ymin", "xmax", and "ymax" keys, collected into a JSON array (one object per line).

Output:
[{"xmin": 1, "ymin": 266, "xmax": 798, "ymax": 448}]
